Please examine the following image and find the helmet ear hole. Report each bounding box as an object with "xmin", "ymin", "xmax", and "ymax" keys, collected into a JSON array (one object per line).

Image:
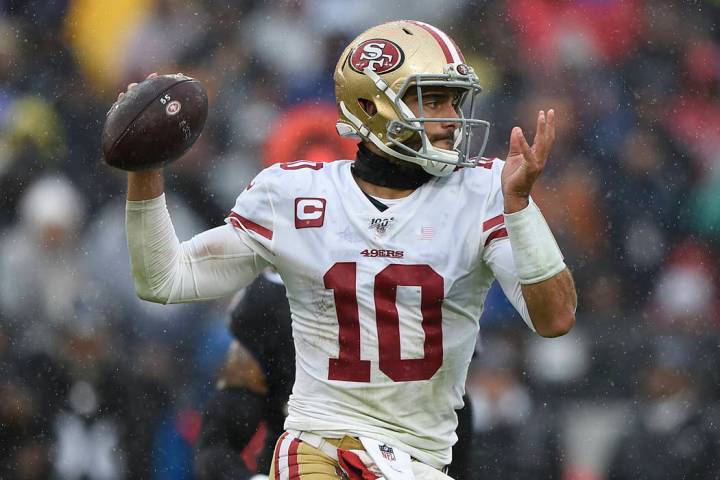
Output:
[{"xmin": 357, "ymin": 98, "xmax": 377, "ymax": 118}]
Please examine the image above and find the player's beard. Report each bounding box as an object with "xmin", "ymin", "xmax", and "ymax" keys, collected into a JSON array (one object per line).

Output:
[{"xmin": 402, "ymin": 131, "xmax": 455, "ymax": 152}]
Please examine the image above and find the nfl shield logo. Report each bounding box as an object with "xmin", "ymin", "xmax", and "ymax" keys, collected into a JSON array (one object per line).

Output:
[{"xmin": 379, "ymin": 444, "xmax": 396, "ymax": 462}]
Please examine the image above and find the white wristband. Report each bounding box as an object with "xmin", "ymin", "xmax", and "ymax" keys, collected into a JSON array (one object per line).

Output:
[{"xmin": 504, "ymin": 201, "xmax": 566, "ymax": 284}]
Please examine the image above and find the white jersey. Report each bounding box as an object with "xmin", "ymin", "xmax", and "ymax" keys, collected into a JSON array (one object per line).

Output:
[{"xmin": 226, "ymin": 159, "xmax": 533, "ymax": 468}]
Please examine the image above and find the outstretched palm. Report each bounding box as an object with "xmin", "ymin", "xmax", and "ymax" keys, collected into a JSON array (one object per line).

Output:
[{"xmin": 501, "ymin": 109, "xmax": 556, "ymax": 199}]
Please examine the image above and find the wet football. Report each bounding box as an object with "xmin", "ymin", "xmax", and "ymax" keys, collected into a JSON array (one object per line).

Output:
[{"xmin": 101, "ymin": 74, "xmax": 208, "ymax": 171}]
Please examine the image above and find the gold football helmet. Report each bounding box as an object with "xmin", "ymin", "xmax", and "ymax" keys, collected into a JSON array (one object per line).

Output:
[{"xmin": 334, "ymin": 20, "xmax": 490, "ymax": 177}]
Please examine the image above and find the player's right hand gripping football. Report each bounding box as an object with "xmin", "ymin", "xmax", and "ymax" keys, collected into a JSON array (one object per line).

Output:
[
  {"xmin": 501, "ymin": 109, "xmax": 556, "ymax": 213},
  {"xmin": 102, "ymin": 71, "xmax": 208, "ymax": 172},
  {"xmin": 116, "ymin": 72, "xmax": 158, "ymax": 102}
]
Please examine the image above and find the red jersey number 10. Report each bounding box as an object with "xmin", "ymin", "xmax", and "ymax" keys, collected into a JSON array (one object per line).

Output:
[{"xmin": 323, "ymin": 262, "xmax": 444, "ymax": 382}]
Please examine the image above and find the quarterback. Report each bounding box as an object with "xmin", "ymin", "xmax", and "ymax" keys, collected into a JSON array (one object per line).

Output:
[{"xmin": 124, "ymin": 21, "xmax": 576, "ymax": 480}]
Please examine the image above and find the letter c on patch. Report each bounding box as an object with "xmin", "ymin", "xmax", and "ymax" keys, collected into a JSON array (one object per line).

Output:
[{"xmin": 295, "ymin": 198, "xmax": 326, "ymax": 228}]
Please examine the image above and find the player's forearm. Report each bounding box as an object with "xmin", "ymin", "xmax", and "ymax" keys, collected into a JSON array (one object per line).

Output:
[
  {"xmin": 127, "ymin": 169, "xmax": 164, "ymax": 201},
  {"xmin": 126, "ymin": 193, "xmax": 181, "ymax": 303},
  {"xmin": 502, "ymin": 199, "xmax": 576, "ymax": 336},
  {"xmin": 521, "ymin": 268, "xmax": 576, "ymax": 337}
]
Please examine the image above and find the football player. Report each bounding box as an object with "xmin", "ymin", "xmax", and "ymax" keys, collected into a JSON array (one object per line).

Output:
[{"xmin": 124, "ymin": 20, "xmax": 576, "ymax": 479}]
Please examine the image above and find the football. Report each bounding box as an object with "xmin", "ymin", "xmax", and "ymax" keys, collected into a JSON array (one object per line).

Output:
[{"xmin": 101, "ymin": 73, "xmax": 208, "ymax": 171}]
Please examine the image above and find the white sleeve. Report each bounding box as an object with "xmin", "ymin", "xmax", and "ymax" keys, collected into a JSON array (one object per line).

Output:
[
  {"xmin": 482, "ymin": 237, "xmax": 535, "ymax": 332},
  {"xmin": 126, "ymin": 194, "xmax": 268, "ymax": 304}
]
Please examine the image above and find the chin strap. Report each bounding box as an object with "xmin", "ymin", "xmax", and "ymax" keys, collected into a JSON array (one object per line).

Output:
[
  {"xmin": 352, "ymin": 143, "xmax": 433, "ymax": 190},
  {"xmin": 338, "ymin": 98, "xmax": 457, "ymax": 178}
]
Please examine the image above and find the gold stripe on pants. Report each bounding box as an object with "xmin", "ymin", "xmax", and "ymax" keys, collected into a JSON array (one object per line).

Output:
[{"xmin": 268, "ymin": 433, "xmax": 365, "ymax": 479}]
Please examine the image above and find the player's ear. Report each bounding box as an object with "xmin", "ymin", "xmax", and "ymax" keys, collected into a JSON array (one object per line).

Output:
[{"xmin": 358, "ymin": 98, "xmax": 377, "ymax": 117}]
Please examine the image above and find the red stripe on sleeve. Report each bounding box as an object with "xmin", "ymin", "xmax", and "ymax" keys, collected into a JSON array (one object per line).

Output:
[
  {"xmin": 288, "ymin": 438, "xmax": 300, "ymax": 479},
  {"xmin": 484, "ymin": 227, "xmax": 508, "ymax": 247},
  {"xmin": 483, "ymin": 214, "xmax": 504, "ymax": 232},
  {"xmin": 228, "ymin": 211, "xmax": 273, "ymax": 240}
]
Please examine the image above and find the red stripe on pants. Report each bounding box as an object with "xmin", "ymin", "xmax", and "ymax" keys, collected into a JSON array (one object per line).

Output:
[
  {"xmin": 288, "ymin": 438, "xmax": 300, "ymax": 478},
  {"xmin": 274, "ymin": 432, "xmax": 289, "ymax": 480}
]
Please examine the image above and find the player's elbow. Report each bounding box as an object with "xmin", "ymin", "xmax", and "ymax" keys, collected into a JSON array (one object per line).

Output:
[
  {"xmin": 130, "ymin": 265, "xmax": 171, "ymax": 304},
  {"xmin": 533, "ymin": 310, "xmax": 575, "ymax": 338},
  {"xmin": 134, "ymin": 284, "xmax": 169, "ymax": 304}
]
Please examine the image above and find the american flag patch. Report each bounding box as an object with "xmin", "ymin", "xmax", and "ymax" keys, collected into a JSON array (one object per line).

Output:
[{"xmin": 418, "ymin": 226, "xmax": 434, "ymax": 240}]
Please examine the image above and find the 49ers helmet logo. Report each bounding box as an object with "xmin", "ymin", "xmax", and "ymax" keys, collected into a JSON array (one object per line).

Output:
[{"xmin": 349, "ymin": 39, "xmax": 404, "ymax": 75}]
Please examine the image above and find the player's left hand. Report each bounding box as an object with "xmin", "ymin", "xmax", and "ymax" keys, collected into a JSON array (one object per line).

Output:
[{"xmin": 501, "ymin": 109, "xmax": 556, "ymax": 203}]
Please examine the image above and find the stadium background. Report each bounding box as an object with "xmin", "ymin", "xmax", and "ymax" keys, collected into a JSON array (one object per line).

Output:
[{"xmin": 1, "ymin": 0, "xmax": 720, "ymax": 478}]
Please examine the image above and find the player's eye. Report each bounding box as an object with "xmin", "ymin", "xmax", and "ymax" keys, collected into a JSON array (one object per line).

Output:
[{"xmin": 423, "ymin": 97, "xmax": 443, "ymax": 109}]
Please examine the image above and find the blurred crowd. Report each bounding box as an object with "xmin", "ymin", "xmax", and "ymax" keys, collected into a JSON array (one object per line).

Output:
[{"xmin": 1, "ymin": 0, "xmax": 719, "ymax": 479}]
